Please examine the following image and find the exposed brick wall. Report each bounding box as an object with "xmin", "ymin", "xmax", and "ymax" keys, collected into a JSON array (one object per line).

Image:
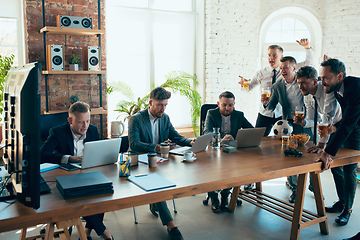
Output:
[
  {"xmin": 205, "ymin": 0, "xmax": 360, "ymax": 125},
  {"xmin": 24, "ymin": 0, "xmax": 107, "ymax": 138}
]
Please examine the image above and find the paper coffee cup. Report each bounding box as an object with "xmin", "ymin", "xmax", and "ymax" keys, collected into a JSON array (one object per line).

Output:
[
  {"xmin": 160, "ymin": 142, "xmax": 170, "ymax": 158},
  {"xmin": 148, "ymin": 152, "xmax": 157, "ymax": 168}
]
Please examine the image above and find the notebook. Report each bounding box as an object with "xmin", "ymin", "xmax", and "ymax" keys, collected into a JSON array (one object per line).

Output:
[
  {"xmin": 169, "ymin": 133, "xmax": 213, "ymax": 156},
  {"xmin": 71, "ymin": 138, "xmax": 121, "ymax": 169},
  {"xmin": 56, "ymin": 171, "xmax": 113, "ymax": 199},
  {"xmin": 235, "ymin": 127, "xmax": 266, "ymax": 148},
  {"xmin": 128, "ymin": 173, "xmax": 176, "ymax": 191}
]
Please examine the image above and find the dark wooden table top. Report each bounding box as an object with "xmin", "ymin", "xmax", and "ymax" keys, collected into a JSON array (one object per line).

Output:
[{"xmin": 1, "ymin": 137, "xmax": 359, "ymax": 232}]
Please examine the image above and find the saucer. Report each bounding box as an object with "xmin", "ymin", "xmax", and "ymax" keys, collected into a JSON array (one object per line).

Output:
[{"xmin": 183, "ymin": 157, "xmax": 196, "ymax": 162}]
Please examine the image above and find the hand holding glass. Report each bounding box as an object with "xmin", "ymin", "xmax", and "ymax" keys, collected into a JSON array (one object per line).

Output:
[
  {"xmin": 318, "ymin": 119, "xmax": 330, "ymax": 138},
  {"xmin": 261, "ymin": 87, "xmax": 271, "ymax": 104}
]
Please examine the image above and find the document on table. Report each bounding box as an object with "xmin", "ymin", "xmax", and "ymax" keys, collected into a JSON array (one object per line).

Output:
[
  {"xmin": 137, "ymin": 154, "xmax": 168, "ymax": 164},
  {"xmin": 128, "ymin": 173, "xmax": 176, "ymax": 191}
]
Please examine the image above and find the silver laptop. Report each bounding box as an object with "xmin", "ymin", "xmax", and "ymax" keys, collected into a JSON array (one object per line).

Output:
[
  {"xmin": 235, "ymin": 128, "xmax": 266, "ymax": 148},
  {"xmin": 71, "ymin": 138, "xmax": 121, "ymax": 169},
  {"xmin": 169, "ymin": 133, "xmax": 214, "ymax": 155}
]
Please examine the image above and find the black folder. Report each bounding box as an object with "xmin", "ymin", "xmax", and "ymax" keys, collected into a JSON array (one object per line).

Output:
[{"xmin": 56, "ymin": 171, "xmax": 113, "ymax": 200}]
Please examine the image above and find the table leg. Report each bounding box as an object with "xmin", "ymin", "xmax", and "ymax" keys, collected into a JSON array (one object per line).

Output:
[
  {"xmin": 255, "ymin": 182, "xmax": 262, "ymax": 192},
  {"xmin": 228, "ymin": 186, "xmax": 241, "ymax": 212},
  {"xmin": 290, "ymin": 172, "xmax": 307, "ymax": 240},
  {"xmin": 310, "ymin": 171, "xmax": 329, "ymax": 235},
  {"xmin": 44, "ymin": 223, "xmax": 55, "ymax": 240},
  {"xmin": 19, "ymin": 228, "xmax": 27, "ymax": 240}
]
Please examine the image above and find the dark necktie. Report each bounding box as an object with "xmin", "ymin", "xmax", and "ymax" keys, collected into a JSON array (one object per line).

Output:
[
  {"xmin": 313, "ymin": 96, "xmax": 318, "ymax": 145},
  {"xmin": 272, "ymin": 69, "xmax": 277, "ymax": 84}
]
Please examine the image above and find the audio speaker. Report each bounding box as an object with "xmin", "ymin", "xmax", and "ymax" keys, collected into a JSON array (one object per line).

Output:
[
  {"xmin": 56, "ymin": 15, "xmax": 92, "ymax": 29},
  {"xmin": 46, "ymin": 45, "xmax": 64, "ymax": 71},
  {"xmin": 83, "ymin": 46, "xmax": 100, "ymax": 71}
]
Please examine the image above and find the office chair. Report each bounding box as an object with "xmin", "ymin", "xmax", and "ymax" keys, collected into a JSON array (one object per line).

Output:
[{"xmin": 119, "ymin": 135, "xmax": 177, "ymax": 224}]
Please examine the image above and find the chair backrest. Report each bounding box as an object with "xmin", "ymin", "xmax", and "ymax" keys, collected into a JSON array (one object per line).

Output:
[
  {"xmin": 200, "ymin": 104, "xmax": 218, "ymax": 135},
  {"xmin": 40, "ymin": 112, "xmax": 69, "ymax": 144},
  {"xmin": 119, "ymin": 135, "xmax": 129, "ymax": 153}
]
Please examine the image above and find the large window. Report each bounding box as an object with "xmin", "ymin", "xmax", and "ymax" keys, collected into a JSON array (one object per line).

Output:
[
  {"xmin": 0, "ymin": 0, "xmax": 25, "ymax": 65},
  {"xmin": 259, "ymin": 7, "xmax": 322, "ymax": 69},
  {"xmin": 106, "ymin": 0, "xmax": 200, "ymax": 131}
]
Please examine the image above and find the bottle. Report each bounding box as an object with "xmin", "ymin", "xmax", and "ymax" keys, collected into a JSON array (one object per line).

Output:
[{"xmin": 212, "ymin": 127, "xmax": 221, "ymax": 149}]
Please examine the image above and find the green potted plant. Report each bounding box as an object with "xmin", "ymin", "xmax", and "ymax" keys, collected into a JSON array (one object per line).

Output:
[
  {"xmin": 107, "ymin": 71, "xmax": 202, "ymax": 136},
  {"xmin": 0, "ymin": 54, "xmax": 15, "ymax": 121},
  {"xmin": 66, "ymin": 54, "xmax": 81, "ymax": 71}
]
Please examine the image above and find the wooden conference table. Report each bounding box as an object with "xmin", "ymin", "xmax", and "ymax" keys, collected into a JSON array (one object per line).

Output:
[{"xmin": 1, "ymin": 137, "xmax": 360, "ymax": 240}]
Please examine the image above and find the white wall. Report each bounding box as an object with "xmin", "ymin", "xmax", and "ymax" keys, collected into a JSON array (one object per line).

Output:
[{"xmin": 204, "ymin": 0, "xmax": 360, "ymax": 125}]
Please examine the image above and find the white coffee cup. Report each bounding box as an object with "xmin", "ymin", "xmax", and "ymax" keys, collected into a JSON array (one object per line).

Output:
[
  {"xmin": 184, "ymin": 151, "xmax": 195, "ymax": 161},
  {"xmin": 160, "ymin": 142, "xmax": 170, "ymax": 158}
]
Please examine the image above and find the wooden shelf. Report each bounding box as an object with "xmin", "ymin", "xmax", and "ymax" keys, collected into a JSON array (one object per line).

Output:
[
  {"xmin": 40, "ymin": 26, "xmax": 105, "ymax": 36},
  {"xmin": 42, "ymin": 107, "xmax": 107, "ymax": 115},
  {"xmin": 42, "ymin": 70, "xmax": 106, "ymax": 75}
]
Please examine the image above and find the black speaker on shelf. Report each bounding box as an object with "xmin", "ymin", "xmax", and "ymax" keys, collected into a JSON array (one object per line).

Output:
[
  {"xmin": 46, "ymin": 45, "xmax": 64, "ymax": 71},
  {"xmin": 56, "ymin": 15, "xmax": 92, "ymax": 29},
  {"xmin": 83, "ymin": 46, "xmax": 100, "ymax": 71}
]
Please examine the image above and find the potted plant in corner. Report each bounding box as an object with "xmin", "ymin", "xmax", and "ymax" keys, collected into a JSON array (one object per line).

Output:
[{"xmin": 67, "ymin": 54, "xmax": 81, "ymax": 71}]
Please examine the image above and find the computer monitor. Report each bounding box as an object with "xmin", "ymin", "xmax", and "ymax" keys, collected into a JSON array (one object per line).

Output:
[{"xmin": 2, "ymin": 62, "xmax": 41, "ymax": 209}]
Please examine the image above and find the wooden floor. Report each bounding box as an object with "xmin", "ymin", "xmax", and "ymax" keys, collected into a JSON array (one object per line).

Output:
[{"xmin": 1, "ymin": 170, "xmax": 359, "ymax": 240}]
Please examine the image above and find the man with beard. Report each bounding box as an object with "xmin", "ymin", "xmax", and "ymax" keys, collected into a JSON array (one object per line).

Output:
[
  {"xmin": 316, "ymin": 58, "xmax": 360, "ymax": 227},
  {"xmin": 128, "ymin": 87, "xmax": 194, "ymax": 240},
  {"xmin": 238, "ymin": 39, "xmax": 315, "ymax": 136},
  {"xmin": 204, "ymin": 91, "xmax": 253, "ymax": 212}
]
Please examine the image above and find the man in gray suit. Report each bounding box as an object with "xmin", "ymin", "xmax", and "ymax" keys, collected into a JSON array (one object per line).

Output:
[
  {"xmin": 204, "ymin": 91, "xmax": 253, "ymax": 213},
  {"xmin": 128, "ymin": 87, "xmax": 194, "ymax": 240},
  {"xmin": 264, "ymin": 56, "xmax": 305, "ymax": 203}
]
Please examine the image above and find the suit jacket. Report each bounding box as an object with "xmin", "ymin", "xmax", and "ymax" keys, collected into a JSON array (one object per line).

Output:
[
  {"xmin": 128, "ymin": 108, "xmax": 192, "ymax": 153},
  {"xmin": 40, "ymin": 122, "xmax": 100, "ymax": 164},
  {"xmin": 325, "ymin": 76, "xmax": 360, "ymax": 156},
  {"xmin": 203, "ymin": 107, "xmax": 254, "ymax": 139},
  {"xmin": 267, "ymin": 79, "xmax": 304, "ymax": 120}
]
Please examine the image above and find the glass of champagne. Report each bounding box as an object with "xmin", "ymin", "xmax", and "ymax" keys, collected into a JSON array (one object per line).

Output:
[
  {"xmin": 261, "ymin": 87, "xmax": 271, "ymax": 104},
  {"xmin": 295, "ymin": 106, "xmax": 305, "ymax": 122}
]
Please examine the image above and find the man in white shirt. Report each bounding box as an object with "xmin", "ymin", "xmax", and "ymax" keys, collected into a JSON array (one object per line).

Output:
[{"xmin": 239, "ymin": 39, "xmax": 316, "ymax": 136}]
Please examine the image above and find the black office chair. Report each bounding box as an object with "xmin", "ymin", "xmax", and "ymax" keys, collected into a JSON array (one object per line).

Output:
[
  {"xmin": 119, "ymin": 136, "xmax": 177, "ymax": 224},
  {"xmin": 200, "ymin": 104, "xmax": 218, "ymax": 135},
  {"xmin": 40, "ymin": 112, "xmax": 69, "ymax": 143}
]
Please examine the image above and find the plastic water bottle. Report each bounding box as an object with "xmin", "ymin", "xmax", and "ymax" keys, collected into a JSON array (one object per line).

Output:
[{"xmin": 212, "ymin": 127, "xmax": 221, "ymax": 149}]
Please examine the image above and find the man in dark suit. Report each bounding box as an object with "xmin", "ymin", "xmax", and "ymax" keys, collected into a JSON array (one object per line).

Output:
[
  {"xmin": 128, "ymin": 87, "xmax": 192, "ymax": 240},
  {"xmin": 41, "ymin": 102, "xmax": 113, "ymax": 240},
  {"xmin": 204, "ymin": 91, "xmax": 253, "ymax": 213},
  {"xmin": 316, "ymin": 58, "xmax": 360, "ymax": 227},
  {"xmin": 264, "ymin": 56, "xmax": 305, "ymax": 203}
]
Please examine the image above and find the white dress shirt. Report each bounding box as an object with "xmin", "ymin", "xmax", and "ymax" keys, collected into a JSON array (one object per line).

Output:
[
  {"xmin": 148, "ymin": 108, "xmax": 160, "ymax": 146},
  {"xmin": 60, "ymin": 128, "xmax": 86, "ymax": 164},
  {"xmin": 304, "ymin": 83, "xmax": 342, "ymax": 143},
  {"xmin": 221, "ymin": 114, "xmax": 231, "ymax": 136},
  {"xmin": 285, "ymin": 79, "xmax": 302, "ymax": 119},
  {"xmin": 245, "ymin": 48, "xmax": 316, "ymax": 118}
]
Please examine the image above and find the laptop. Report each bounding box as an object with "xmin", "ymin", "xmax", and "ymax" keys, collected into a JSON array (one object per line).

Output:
[
  {"xmin": 71, "ymin": 138, "xmax": 121, "ymax": 169},
  {"xmin": 169, "ymin": 133, "xmax": 214, "ymax": 155},
  {"xmin": 235, "ymin": 127, "xmax": 266, "ymax": 148}
]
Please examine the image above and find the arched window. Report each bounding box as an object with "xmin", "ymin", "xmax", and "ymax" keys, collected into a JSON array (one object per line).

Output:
[{"xmin": 259, "ymin": 7, "xmax": 322, "ymax": 69}]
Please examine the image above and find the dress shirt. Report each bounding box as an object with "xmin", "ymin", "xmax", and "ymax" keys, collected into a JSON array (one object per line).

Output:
[
  {"xmin": 245, "ymin": 48, "xmax": 316, "ymax": 119},
  {"xmin": 338, "ymin": 82, "xmax": 344, "ymax": 97},
  {"xmin": 148, "ymin": 108, "xmax": 160, "ymax": 145},
  {"xmin": 303, "ymin": 83, "xmax": 342, "ymax": 143},
  {"xmin": 285, "ymin": 79, "xmax": 301, "ymax": 119},
  {"xmin": 60, "ymin": 128, "xmax": 87, "ymax": 164},
  {"xmin": 221, "ymin": 114, "xmax": 231, "ymax": 136},
  {"xmin": 248, "ymin": 66, "xmax": 283, "ymax": 118}
]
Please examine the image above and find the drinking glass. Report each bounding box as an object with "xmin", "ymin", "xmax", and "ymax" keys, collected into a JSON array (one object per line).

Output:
[
  {"xmin": 212, "ymin": 127, "xmax": 221, "ymax": 149},
  {"xmin": 261, "ymin": 87, "xmax": 271, "ymax": 104}
]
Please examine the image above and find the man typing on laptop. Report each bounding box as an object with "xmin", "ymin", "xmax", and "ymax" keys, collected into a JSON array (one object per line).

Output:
[
  {"xmin": 128, "ymin": 87, "xmax": 194, "ymax": 240},
  {"xmin": 40, "ymin": 102, "xmax": 113, "ymax": 240},
  {"xmin": 203, "ymin": 91, "xmax": 254, "ymax": 213}
]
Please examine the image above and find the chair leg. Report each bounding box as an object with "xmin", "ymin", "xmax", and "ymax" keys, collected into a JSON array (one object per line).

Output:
[
  {"xmin": 133, "ymin": 207, "xmax": 138, "ymax": 224},
  {"xmin": 172, "ymin": 199, "xmax": 177, "ymax": 213}
]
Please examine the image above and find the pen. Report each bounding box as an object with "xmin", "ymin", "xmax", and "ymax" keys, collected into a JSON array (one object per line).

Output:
[{"xmin": 135, "ymin": 174, "xmax": 148, "ymax": 177}]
